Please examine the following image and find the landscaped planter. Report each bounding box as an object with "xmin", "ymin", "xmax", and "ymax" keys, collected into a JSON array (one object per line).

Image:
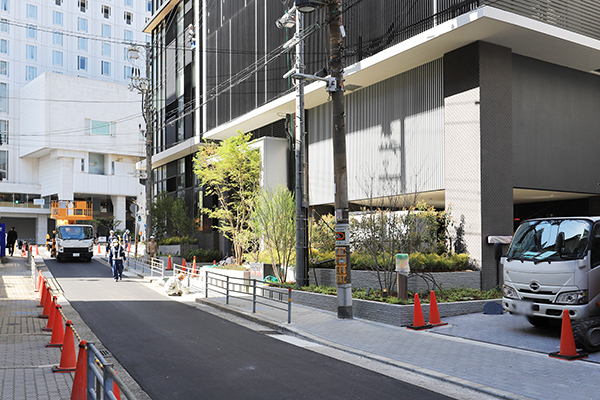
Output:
[
  {"xmin": 159, "ymin": 244, "xmax": 198, "ymax": 257},
  {"xmin": 309, "ymin": 268, "xmax": 481, "ymax": 292},
  {"xmin": 285, "ymin": 289, "xmax": 498, "ymax": 327}
]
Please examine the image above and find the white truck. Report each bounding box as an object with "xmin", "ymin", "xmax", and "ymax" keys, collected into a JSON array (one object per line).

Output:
[
  {"xmin": 55, "ymin": 224, "xmax": 95, "ymax": 262},
  {"xmin": 501, "ymin": 216, "xmax": 600, "ymax": 352}
]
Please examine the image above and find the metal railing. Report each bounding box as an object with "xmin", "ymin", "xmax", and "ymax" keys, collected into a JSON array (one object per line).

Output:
[
  {"xmin": 125, "ymin": 254, "xmax": 164, "ymax": 279},
  {"xmin": 202, "ymin": 269, "xmax": 293, "ymax": 323},
  {"xmin": 86, "ymin": 341, "xmax": 137, "ymax": 400}
]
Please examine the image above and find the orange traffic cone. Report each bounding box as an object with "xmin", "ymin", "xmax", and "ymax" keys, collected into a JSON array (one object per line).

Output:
[
  {"xmin": 35, "ymin": 270, "xmax": 42, "ymax": 292},
  {"xmin": 38, "ymin": 278, "xmax": 47, "ymax": 307},
  {"xmin": 40, "ymin": 285, "xmax": 53, "ymax": 318},
  {"xmin": 428, "ymin": 291, "xmax": 448, "ymax": 327},
  {"xmin": 407, "ymin": 293, "xmax": 432, "ymax": 330},
  {"xmin": 43, "ymin": 296, "xmax": 58, "ymax": 331},
  {"xmin": 127, "ymin": 242, "xmax": 131, "ymax": 252},
  {"xmin": 549, "ymin": 309, "xmax": 588, "ymax": 360},
  {"xmin": 47, "ymin": 305, "xmax": 64, "ymax": 348},
  {"xmin": 166, "ymin": 254, "xmax": 172, "ymax": 270},
  {"xmin": 98, "ymin": 243, "xmax": 101, "ymax": 254},
  {"xmin": 71, "ymin": 340, "xmax": 88, "ymax": 400},
  {"xmin": 182, "ymin": 258, "xmax": 187, "ymax": 273},
  {"xmin": 53, "ymin": 320, "xmax": 77, "ymax": 372},
  {"xmin": 192, "ymin": 256, "xmax": 197, "ymax": 277},
  {"xmin": 113, "ymin": 371, "xmax": 122, "ymax": 400},
  {"xmin": 36, "ymin": 244, "xmax": 40, "ymax": 256}
]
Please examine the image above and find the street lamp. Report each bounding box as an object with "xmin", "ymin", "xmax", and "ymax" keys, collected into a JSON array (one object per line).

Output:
[
  {"xmin": 127, "ymin": 43, "xmax": 154, "ymax": 245},
  {"xmin": 295, "ymin": 0, "xmax": 352, "ymax": 319},
  {"xmin": 277, "ymin": 6, "xmax": 309, "ymax": 288}
]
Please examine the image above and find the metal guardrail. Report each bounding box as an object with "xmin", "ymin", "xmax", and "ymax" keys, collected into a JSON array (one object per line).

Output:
[
  {"xmin": 86, "ymin": 341, "xmax": 137, "ymax": 400},
  {"xmin": 125, "ymin": 254, "xmax": 164, "ymax": 279},
  {"xmin": 202, "ymin": 269, "xmax": 293, "ymax": 324}
]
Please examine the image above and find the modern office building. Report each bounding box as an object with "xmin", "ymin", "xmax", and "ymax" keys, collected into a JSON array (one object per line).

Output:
[
  {"xmin": 146, "ymin": 0, "xmax": 600, "ymax": 289},
  {"xmin": 0, "ymin": 0, "xmax": 151, "ymax": 243}
]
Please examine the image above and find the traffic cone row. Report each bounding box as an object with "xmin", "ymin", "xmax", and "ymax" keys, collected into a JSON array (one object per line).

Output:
[{"xmin": 407, "ymin": 291, "xmax": 448, "ymax": 330}]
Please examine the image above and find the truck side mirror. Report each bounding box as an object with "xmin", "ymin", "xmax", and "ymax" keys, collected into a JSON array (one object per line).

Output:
[
  {"xmin": 555, "ymin": 232, "xmax": 565, "ymax": 253},
  {"xmin": 494, "ymin": 242, "xmax": 503, "ymax": 262}
]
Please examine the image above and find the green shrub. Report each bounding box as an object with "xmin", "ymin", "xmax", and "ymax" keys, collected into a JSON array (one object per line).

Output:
[
  {"xmin": 184, "ymin": 248, "xmax": 222, "ymax": 262},
  {"xmin": 158, "ymin": 236, "xmax": 199, "ymax": 245}
]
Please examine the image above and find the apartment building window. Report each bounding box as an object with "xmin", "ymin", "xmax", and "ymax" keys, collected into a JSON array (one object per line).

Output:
[
  {"xmin": 0, "ymin": 18, "xmax": 8, "ymax": 33},
  {"xmin": 25, "ymin": 65, "xmax": 37, "ymax": 81},
  {"xmin": 26, "ymin": 25, "xmax": 37, "ymax": 40},
  {"xmin": 78, "ymin": 17, "xmax": 88, "ymax": 32},
  {"xmin": 53, "ymin": 11, "xmax": 63, "ymax": 25},
  {"xmin": 0, "ymin": 61, "xmax": 7, "ymax": 76},
  {"xmin": 53, "ymin": 32, "xmax": 63, "ymax": 46},
  {"xmin": 147, "ymin": 0, "xmax": 151, "ymax": 12},
  {"xmin": 78, "ymin": 0, "xmax": 87, "ymax": 12},
  {"xmin": 55, "ymin": 0, "xmax": 62, "ymax": 5},
  {"xmin": 101, "ymin": 5, "xmax": 110, "ymax": 19},
  {"xmin": 124, "ymin": 29, "xmax": 133, "ymax": 43},
  {"xmin": 102, "ymin": 24, "xmax": 111, "ymax": 38},
  {"xmin": 85, "ymin": 119, "xmax": 115, "ymax": 136},
  {"xmin": 101, "ymin": 61, "xmax": 111, "ymax": 76},
  {"xmin": 25, "ymin": 45, "xmax": 36, "ymax": 60},
  {"xmin": 1, "ymin": 0, "xmax": 8, "ymax": 13},
  {"xmin": 124, "ymin": 11, "xmax": 132, "ymax": 25},
  {"xmin": 0, "ymin": 83, "xmax": 6, "ymax": 113},
  {"xmin": 124, "ymin": 65, "xmax": 133, "ymax": 79},
  {"xmin": 26, "ymin": 4, "xmax": 37, "ymax": 19},
  {"xmin": 52, "ymin": 50, "xmax": 63, "ymax": 66},
  {"xmin": 81, "ymin": 159, "xmax": 85, "ymax": 172},
  {"xmin": 102, "ymin": 43, "xmax": 111, "ymax": 56},
  {"xmin": 78, "ymin": 37, "xmax": 88, "ymax": 51},
  {"xmin": 0, "ymin": 120, "xmax": 8, "ymax": 144},
  {"xmin": 77, "ymin": 55, "xmax": 88, "ymax": 71},
  {"xmin": 0, "ymin": 150, "xmax": 7, "ymax": 181},
  {"xmin": 125, "ymin": 0, "xmax": 133, "ymax": 7},
  {"xmin": 111, "ymin": 161, "xmax": 115, "ymax": 175},
  {"xmin": 89, "ymin": 153, "xmax": 105, "ymax": 175},
  {"xmin": 0, "ymin": 40, "xmax": 7, "ymax": 55}
]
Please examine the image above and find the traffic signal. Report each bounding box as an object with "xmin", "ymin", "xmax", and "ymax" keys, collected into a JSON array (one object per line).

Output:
[{"xmin": 188, "ymin": 24, "xmax": 196, "ymax": 50}]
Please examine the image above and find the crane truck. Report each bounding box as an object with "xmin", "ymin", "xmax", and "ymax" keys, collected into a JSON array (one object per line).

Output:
[{"xmin": 50, "ymin": 200, "xmax": 94, "ymax": 262}]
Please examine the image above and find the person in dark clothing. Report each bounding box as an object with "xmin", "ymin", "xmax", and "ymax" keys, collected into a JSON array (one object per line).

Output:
[
  {"xmin": 6, "ymin": 227, "xmax": 17, "ymax": 256},
  {"xmin": 108, "ymin": 238, "xmax": 126, "ymax": 282}
]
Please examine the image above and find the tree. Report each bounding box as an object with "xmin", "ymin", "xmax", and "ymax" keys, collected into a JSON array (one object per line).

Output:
[
  {"xmin": 151, "ymin": 193, "xmax": 174, "ymax": 239},
  {"xmin": 171, "ymin": 197, "xmax": 193, "ymax": 237},
  {"xmin": 251, "ymin": 186, "xmax": 295, "ymax": 282},
  {"xmin": 193, "ymin": 131, "xmax": 261, "ymax": 265},
  {"xmin": 93, "ymin": 217, "xmax": 123, "ymax": 237}
]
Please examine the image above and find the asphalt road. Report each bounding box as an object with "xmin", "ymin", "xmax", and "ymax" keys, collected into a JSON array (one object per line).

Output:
[{"xmin": 48, "ymin": 258, "xmax": 453, "ymax": 400}]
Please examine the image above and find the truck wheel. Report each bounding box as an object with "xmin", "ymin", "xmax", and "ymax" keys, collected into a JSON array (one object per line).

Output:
[
  {"xmin": 56, "ymin": 255, "xmax": 63, "ymax": 263},
  {"xmin": 573, "ymin": 317, "xmax": 600, "ymax": 353},
  {"xmin": 526, "ymin": 316, "xmax": 560, "ymax": 328}
]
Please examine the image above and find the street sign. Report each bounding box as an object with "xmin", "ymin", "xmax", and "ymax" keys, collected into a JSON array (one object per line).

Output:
[
  {"xmin": 129, "ymin": 203, "xmax": 139, "ymax": 214},
  {"xmin": 335, "ymin": 224, "xmax": 349, "ymax": 246}
]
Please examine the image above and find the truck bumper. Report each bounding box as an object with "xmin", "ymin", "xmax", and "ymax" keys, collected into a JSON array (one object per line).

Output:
[{"xmin": 502, "ymin": 298, "xmax": 591, "ymax": 320}]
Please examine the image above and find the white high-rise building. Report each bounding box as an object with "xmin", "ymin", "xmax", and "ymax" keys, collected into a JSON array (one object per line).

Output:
[{"xmin": 0, "ymin": 0, "xmax": 151, "ymax": 244}]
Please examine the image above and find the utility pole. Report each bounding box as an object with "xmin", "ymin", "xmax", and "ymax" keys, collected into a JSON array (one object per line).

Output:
[
  {"xmin": 294, "ymin": 11, "xmax": 309, "ymax": 287},
  {"xmin": 128, "ymin": 43, "xmax": 154, "ymax": 244},
  {"xmin": 329, "ymin": 0, "xmax": 352, "ymax": 319}
]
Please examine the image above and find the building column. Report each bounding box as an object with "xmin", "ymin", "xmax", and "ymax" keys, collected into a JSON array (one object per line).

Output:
[
  {"xmin": 111, "ymin": 195, "xmax": 126, "ymax": 232},
  {"xmin": 56, "ymin": 156, "xmax": 74, "ymax": 201},
  {"xmin": 444, "ymin": 42, "xmax": 514, "ymax": 290},
  {"xmin": 36, "ymin": 215, "xmax": 47, "ymax": 246}
]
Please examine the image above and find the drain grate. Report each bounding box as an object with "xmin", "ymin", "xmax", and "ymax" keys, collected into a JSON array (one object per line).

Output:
[{"xmin": 99, "ymin": 349, "xmax": 111, "ymax": 357}]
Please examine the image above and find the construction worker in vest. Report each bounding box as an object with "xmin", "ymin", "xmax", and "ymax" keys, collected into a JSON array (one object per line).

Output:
[
  {"xmin": 106, "ymin": 230, "xmax": 116, "ymax": 255},
  {"xmin": 108, "ymin": 238, "xmax": 126, "ymax": 282},
  {"xmin": 123, "ymin": 229, "xmax": 130, "ymax": 251}
]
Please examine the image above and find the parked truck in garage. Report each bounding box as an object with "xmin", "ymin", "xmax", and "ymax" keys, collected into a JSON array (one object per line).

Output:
[{"xmin": 500, "ymin": 216, "xmax": 600, "ymax": 352}]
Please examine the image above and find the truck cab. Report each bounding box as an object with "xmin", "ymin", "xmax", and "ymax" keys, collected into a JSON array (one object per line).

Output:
[
  {"xmin": 55, "ymin": 224, "xmax": 94, "ymax": 262},
  {"xmin": 502, "ymin": 217, "xmax": 600, "ymax": 327}
]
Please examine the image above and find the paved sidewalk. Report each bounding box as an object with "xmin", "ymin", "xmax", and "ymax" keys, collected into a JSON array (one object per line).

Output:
[
  {"xmin": 191, "ymin": 289, "xmax": 598, "ymax": 400},
  {"xmin": 0, "ymin": 255, "xmax": 73, "ymax": 400}
]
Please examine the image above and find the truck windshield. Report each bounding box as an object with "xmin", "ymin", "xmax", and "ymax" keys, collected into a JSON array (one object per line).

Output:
[
  {"xmin": 58, "ymin": 226, "xmax": 93, "ymax": 240},
  {"xmin": 507, "ymin": 219, "xmax": 591, "ymax": 261}
]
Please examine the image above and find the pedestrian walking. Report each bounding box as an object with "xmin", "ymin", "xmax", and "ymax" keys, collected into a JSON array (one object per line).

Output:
[
  {"xmin": 123, "ymin": 229, "xmax": 130, "ymax": 250},
  {"xmin": 6, "ymin": 227, "xmax": 17, "ymax": 256},
  {"xmin": 106, "ymin": 230, "xmax": 116, "ymax": 255},
  {"xmin": 146, "ymin": 235, "xmax": 158, "ymax": 260},
  {"xmin": 108, "ymin": 238, "xmax": 126, "ymax": 282}
]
